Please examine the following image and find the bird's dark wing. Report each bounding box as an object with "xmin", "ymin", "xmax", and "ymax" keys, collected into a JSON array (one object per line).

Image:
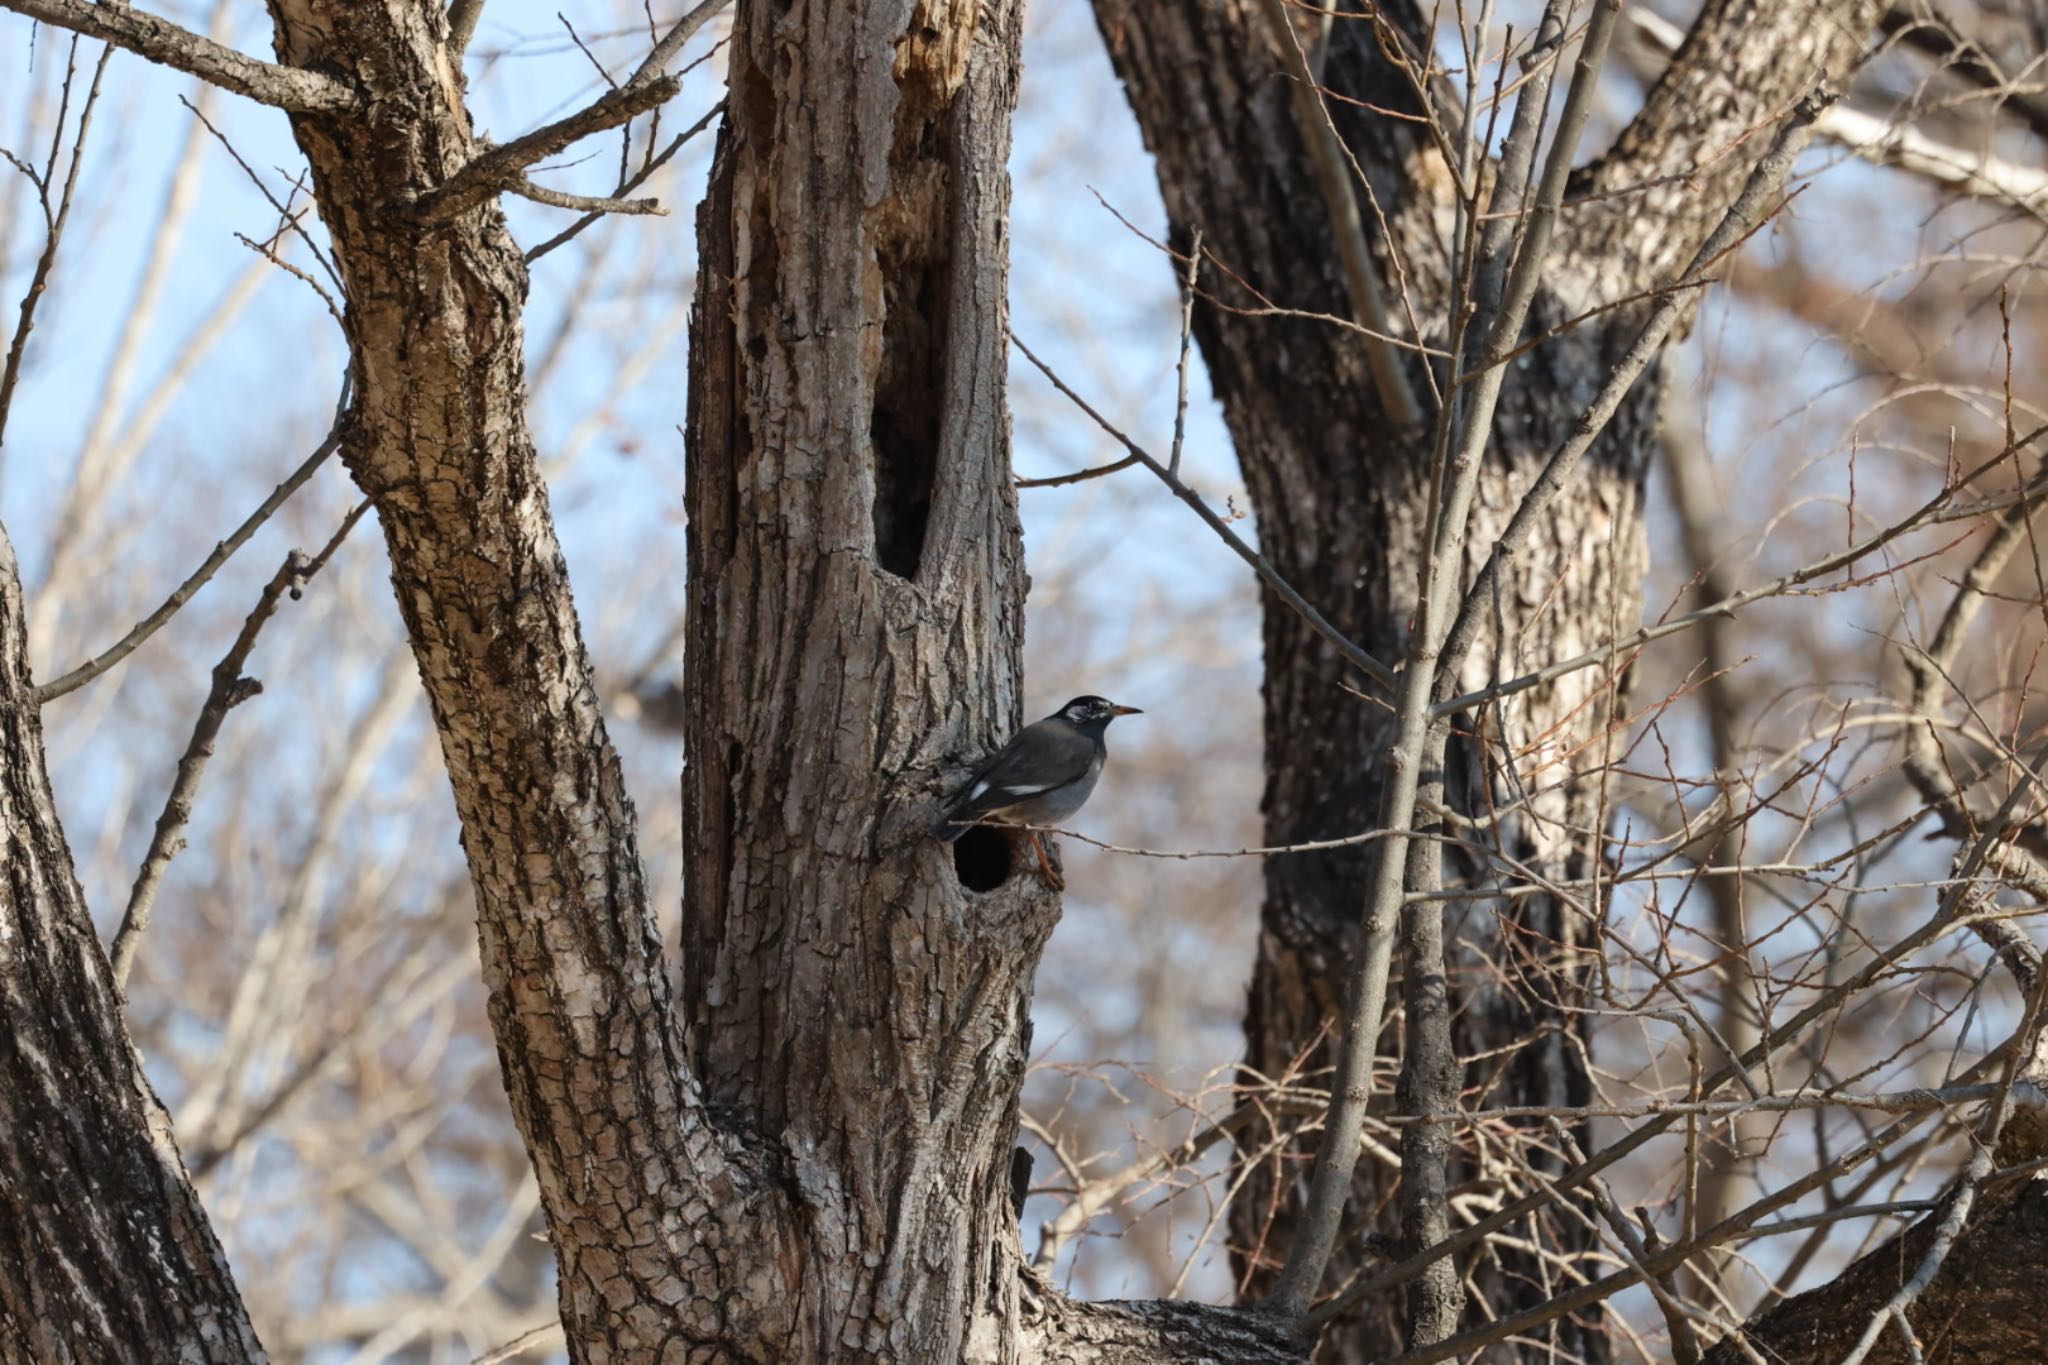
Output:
[{"xmin": 932, "ymin": 718, "xmax": 1094, "ymax": 840}]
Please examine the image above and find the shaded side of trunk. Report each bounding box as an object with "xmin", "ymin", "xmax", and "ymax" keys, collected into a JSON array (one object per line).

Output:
[
  {"xmin": 0, "ymin": 526, "xmax": 266, "ymax": 1364},
  {"xmin": 1705, "ymin": 1152, "xmax": 2048, "ymax": 1363},
  {"xmin": 1092, "ymin": 1, "xmax": 1884, "ymax": 1358}
]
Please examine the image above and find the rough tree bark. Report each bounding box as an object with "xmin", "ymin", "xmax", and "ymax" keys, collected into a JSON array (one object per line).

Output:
[
  {"xmin": 677, "ymin": 1, "xmax": 1296, "ymax": 1358},
  {"xmin": 1, "ymin": 527, "xmax": 266, "ymax": 1364},
  {"xmin": 1090, "ymin": 1, "xmax": 1883, "ymax": 1358}
]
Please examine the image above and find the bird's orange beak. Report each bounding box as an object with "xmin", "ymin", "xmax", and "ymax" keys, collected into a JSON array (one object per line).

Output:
[{"xmin": 1111, "ymin": 704, "xmax": 1143, "ymax": 716}]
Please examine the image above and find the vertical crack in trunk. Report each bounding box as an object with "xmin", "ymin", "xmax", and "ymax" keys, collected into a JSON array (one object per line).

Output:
[{"xmin": 868, "ymin": 4, "xmax": 972, "ymax": 583}]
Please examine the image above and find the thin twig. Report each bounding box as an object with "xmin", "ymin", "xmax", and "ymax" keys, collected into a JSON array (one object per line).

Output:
[
  {"xmin": 1835, "ymin": 948, "xmax": 2048, "ymax": 1364},
  {"xmin": 1015, "ymin": 454, "xmax": 1141, "ymax": 490},
  {"xmin": 471, "ymin": 1321, "xmax": 565, "ymax": 1365},
  {"xmin": 507, "ymin": 177, "xmax": 664, "ymax": 215},
  {"xmin": 1169, "ymin": 228, "xmax": 1201, "ymax": 478},
  {"xmin": 414, "ymin": 0, "xmax": 728, "ymax": 224},
  {"xmin": 1380, "ymin": 1050, "xmax": 2017, "ymax": 1363},
  {"xmin": 410, "ymin": 76, "xmax": 681, "ymax": 224},
  {"xmin": 1310, "ymin": 739, "xmax": 2048, "ymax": 1331},
  {"xmin": 1010, "ymin": 331, "xmax": 1397, "ymax": 691},
  {"xmin": 111, "ymin": 499, "xmax": 371, "ymax": 989},
  {"xmin": 1432, "ymin": 424, "xmax": 2048, "ymax": 718},
  {"xmin": 625, "ymin": 0, "xmax": 728, "ymax": 87},
  {"xmin": 35, "ymin": 387, "xmax": 352, "ymax": 705},
  {"xmin": 524, "ymin": 99, "xmax": 722, "ymax": 262},
  {"xmin": 0, "ymin": 39, "xmax": 111, "ymax": 477},
  {"xmin": 1549, "ymin": 1122, "xmax": 1704, "ymax": 1365}
]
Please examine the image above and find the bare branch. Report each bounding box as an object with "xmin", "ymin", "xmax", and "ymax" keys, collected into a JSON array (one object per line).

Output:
[
  {"xmin": 523, "ymin": 98, "xmax": 721, "ymax": 262},
  {"xmin": 0, "ymin": 39, "xmax": 109, "ymax": 476},
  {"xmin": 35, "ymin": 388, "xmax": 351, "ymax": 705},
  {"xmin": 409, "ymin": 75, "xmax": 681, "ymax": 225},
  {"xmin": 111, "ymin": 500, "xmax": 370, "ymax": 989},
  {"xmin": 1263, "ymin": 1, "xmax": 1627, "ymax": 1324},
  {"xmin": 506, "ymin": 177, "xmax": 664, "ymax": 215},
  {"xmin": 417, "ymin": 0, "xmax": 727, "ymax": 226},
  {"xmin": 1631, "ymin": 10, "xmax": 2048, "ymax": 215},
  {"xmin": 1879, "ymin": 3, "xmax": 2048, "ymax": 143},
  {"xmin": 1431, "ymin": 423, "xmax": 2048, "ymax": 718},
  {"xmin": 1312, "ymin": 742, "xmax": 2048, "ymax": 1332},
  {"xmin": 1436, "ymin": 88, "xmax": 1834, "ymax": 705},
  {"xmin": 0, "ymin": 0, "xmax": 356, "ymax": 111},
  {"xmin": 625, "ymin": 0, "xmax": 728, "ymax": 87},
  {"xmin": 1010, "ymin": 331, "xmax": 1397, "ymax": 690}
]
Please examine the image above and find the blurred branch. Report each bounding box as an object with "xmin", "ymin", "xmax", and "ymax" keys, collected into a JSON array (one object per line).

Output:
[
  {"xmin": 1632, "ymin": 10, "xmax": 2048, "ymax": 215},
  {"xmin": 1436, "ymin": 88, "xmax": 1830, "ymax": 705},
  {"xmin": 1820, "ymin": 98, "xmax": 2048, "ymax": 212},
  {"xmin": 1258, "ymin": 0, "xmax": 1421, "ymax": 427},
  {"xmin": 1880, "ymin": 3, "xmax": 2048, "ymax": 143},
  {"xmin": 473, "ymin": 1322, "xmax": 565, "ymax": 1364},
  {"xmin": 0, "ymin": 0, "xmax": 356, "ymax": 111},
  {"xmin": 35, "ymin": 386, "xmax": 351, "ymax": 705},
  {"xmin": 1433, "ymin": 421, "xmax": 2048, "ymax": 718},
  {"xmin": 447, "ymin": 0, "xmax": 488, "ymax": 56},
  {"xmin": 1661, "ymin": 395, "xmax": 1764, "ymax": 1293},
  {"xmin": 111, "ymin": 499, "xmax": 370, "ymax": 989}
]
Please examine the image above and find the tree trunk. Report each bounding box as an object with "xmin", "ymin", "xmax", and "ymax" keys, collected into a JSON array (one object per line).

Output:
[
  {"xmin": 678, "ymin": 2, "xmax": 1297, "ymax": 1359},
  {"xmin": 679, "ymin": 0, "xmax": 1043, "ymax": 1355},
  {"xmin": 0, "ymin": 525, "xmax": 266, "ymax": 1363},
  {"xmin": 1090, "ymin": 1, "xmax": 1884, "ymax": 1357}
]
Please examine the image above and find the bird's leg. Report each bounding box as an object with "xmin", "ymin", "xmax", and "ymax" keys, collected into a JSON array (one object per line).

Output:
[{"xmin": 1029, "ymin": 832, "xmax": 1064, "ymax": 891}]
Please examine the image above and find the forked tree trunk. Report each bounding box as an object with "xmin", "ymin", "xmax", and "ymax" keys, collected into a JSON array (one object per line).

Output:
[{"xmin": 1091, "ymin": 1, "xmax": 1883, "ymax": 1357}]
